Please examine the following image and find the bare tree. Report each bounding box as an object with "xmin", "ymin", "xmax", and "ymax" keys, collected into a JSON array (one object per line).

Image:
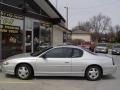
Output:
[
  {"xmin": 90, "ymin": 14, "xmax": 111, "ymax": 33},
  {"xmin": 114, "ymin": 25, "xmax": 120, "ymax": 42},
  {"xmin": 107, "ymin": 26, "xmax": 116, "ymax": 42},
  {"xmin": 72, "ymin": 13, "xmax": 112, "ymax": 42},
  {"xmin": 89, "ymin": 14, "xmax": 111, "ymax": 42}
]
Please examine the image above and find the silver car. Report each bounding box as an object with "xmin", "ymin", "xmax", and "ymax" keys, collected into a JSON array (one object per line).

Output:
[
  {"xmin": 2, "ymin": 46, "xmax": 117, "ymax": 81},
  {"xmin": 112, "ymin": 44, "xmax": 120, "ymax": 55},
  {"xmin": 95, "ymin": 43, "xmax": 108, "ymax": 54}
]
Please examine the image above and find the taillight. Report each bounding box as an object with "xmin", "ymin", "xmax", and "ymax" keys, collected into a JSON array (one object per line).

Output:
[{"xmin": 112, "ymin": 58, "xmax": 115, "ymax": 65}]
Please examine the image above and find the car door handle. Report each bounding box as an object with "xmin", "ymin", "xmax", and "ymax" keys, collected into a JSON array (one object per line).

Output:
[{"xmin": 65, "ymin": 62, "xmax": 70, "ymax": 63}]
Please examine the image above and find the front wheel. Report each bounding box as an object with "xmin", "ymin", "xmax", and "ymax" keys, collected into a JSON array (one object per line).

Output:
[
  {"xmin": 16, "ymin": 64, "xmax": 33, "ymax": 80},
  {"xmin": 85, "ymin": 66, "xmax": 102, "ymax": 81}
]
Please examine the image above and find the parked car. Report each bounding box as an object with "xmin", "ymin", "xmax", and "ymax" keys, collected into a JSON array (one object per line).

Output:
[
  {"xmin": 2, "ymin": 46, "xmax": 117, "ymax": 81},
  {"xmin": 112, "ymin": 44, "xmax": 120, "ymax": 55},
  {"xmin": 81, "ymin": 42, "xmax": 91, "ymax": 49},
  {"xmin": 80, "ymin": 42, "xmax": 95, "ymax": 52},
  {"xmin": 95, "ymin": 43, "xmax": 108, "ymax": 53}
]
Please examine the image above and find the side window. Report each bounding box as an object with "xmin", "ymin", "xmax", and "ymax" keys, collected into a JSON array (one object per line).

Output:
[
  {"xmin": 43, "ymin": 47, "xmax": 72, "ymax": 58},
  {"xmin": 72, "ymin": 48, "xmax": 83, "ymax": 58}
]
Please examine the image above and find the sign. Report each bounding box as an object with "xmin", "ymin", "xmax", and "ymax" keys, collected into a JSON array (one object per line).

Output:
[
  {"xmin": 0, "ymin": 11, "xmax": 24, "ymax": 30},
  {"xmin": 0, "ymin": 24, "xmax": 20, "ymax": 33}
]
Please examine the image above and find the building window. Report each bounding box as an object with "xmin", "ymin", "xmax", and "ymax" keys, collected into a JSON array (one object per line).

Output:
[
  {"xmin": 39, "ymin": 24, "xmax": 52, "ymax": 49},
  {"xmin": 0, "ymin": 11, "xmax": 24, "ymax": 59},
  {"xmin": 2, "ymin": 31, "xmax": 23, "ymax": 59}
]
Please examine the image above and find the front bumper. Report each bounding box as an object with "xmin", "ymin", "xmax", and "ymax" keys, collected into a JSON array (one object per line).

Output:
[
  {"xmin": 112, "ymin": 51, "xmax": 120, "ymax": 55},
  {"xmin": 2, "ymin": 63, "xmax": 15, "ymax": 75},
  {"xmin": 103, "ymin": 65, "xmax": 117, "ymax": 75}
]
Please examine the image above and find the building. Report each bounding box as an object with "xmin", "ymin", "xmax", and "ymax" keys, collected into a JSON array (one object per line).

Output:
[
  {"xmin": 72, "ymin": 30, "xmax": 91, "ymax": 42},
  {"xmin": 0, "ymin": 0, "xmax": 71, "ymax": 60}
]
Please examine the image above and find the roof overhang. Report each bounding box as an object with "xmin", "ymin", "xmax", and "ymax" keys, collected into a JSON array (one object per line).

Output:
[
  {"xmin": 33, "ymin": 0, "xmax": 65, "ymax": 22},
  {"xmin": 0, "ymin": 2, "xmax": 62, "ymax": 24}
]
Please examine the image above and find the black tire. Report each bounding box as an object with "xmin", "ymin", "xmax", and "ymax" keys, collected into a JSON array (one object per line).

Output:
[
  {"xmin": 85, "ymin": 66, "xmax": 102, "ymax": 81},
  {"xmin": 16, "ymin": 64, "xmax": 33, "ymax": 80}
]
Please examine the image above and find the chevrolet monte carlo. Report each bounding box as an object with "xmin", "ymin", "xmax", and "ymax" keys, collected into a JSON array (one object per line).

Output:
[{"xmin": 2, "ymin": 46, "xmax": 117, "ymax": 81}]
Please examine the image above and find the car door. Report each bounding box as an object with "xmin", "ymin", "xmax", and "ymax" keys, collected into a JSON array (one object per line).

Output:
[
  {"xmin": 71, "ymin": 48, "xmax": 86, "ymax": 75},
  {"xmin": 36, "ymin": 47, "xmax": 72, "ymax": 75}
]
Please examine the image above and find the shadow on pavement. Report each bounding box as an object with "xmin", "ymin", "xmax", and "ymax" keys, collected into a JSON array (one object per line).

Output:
[
  {"xmin": 102, "ymin": 75, "xmax": 116, "ymax": 80},
  {"xmin": 34, "ymin": 76, "xmax": 86, "ymax": 80},
  {"xmin": 5, "ymin": 74, "xmax": 116, "ymax": 81}
]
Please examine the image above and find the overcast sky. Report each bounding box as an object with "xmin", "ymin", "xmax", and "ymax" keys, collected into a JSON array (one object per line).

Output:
[{"xmin": 49, "ymin": 0, "xmax": 120, "ymax": 29}]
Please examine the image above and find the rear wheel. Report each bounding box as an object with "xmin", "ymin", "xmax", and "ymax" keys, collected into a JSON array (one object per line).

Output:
[
  {"xmin": 85, "ymin": 66, "xmax": 102, "ymax": 81},
  {"xmin": 16, "ymin": 64, "xmax": 33, "ymax": 80}
]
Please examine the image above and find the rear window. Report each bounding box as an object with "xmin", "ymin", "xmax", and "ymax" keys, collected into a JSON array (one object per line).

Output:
[{"xmin": 83, "ymin": 48, "xmax": 96, "ymax": 55}]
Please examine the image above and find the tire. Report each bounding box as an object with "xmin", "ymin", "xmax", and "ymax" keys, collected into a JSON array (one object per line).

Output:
[
  {"xmin": 16, "ymin": 64, "xmax": 33, "ymax": 80},
  {"xmin": 85, "ymin": 66, "xmax": 102, "ymax": 81}
]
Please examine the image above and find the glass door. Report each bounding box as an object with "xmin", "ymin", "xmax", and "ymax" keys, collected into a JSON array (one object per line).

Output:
[
  {"xmin": 26, "ymin": 31, "xmax": 32, "ymax": 52},
  {"xmin": 33, "ymin": 22, "xmax": 40, "ymax": 52}
]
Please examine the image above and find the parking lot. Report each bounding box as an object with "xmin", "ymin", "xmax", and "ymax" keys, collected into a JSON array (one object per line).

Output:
[{"xmin": 0, "ymin": 55, "xmax": 119, "ymax": 90}]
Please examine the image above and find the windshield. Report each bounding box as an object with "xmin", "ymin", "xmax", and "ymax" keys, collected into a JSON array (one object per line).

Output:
[
  {"xmin": 113, "ymin": 45, "xmax": 120, "ymax": 48},
  {"xmin": 30, "ymin": 47, "xmax": 52, "ymax": 56},
  {"xmin": 97, "ymin": 43, "xmax": 107, "ymax": 47}
]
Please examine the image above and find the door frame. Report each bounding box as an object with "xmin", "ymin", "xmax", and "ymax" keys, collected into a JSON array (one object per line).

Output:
[{"xmin": 25, "ymin": 17, "xmax": 40, "ymax": 53}]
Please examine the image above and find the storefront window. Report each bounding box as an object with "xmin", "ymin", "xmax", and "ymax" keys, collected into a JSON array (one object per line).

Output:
[
  {"xmin": 0, "ymin": 11, "xmax": 24, "ymax": 59},
  {"xmin": 39, "ymin": 24, "xmax": 52, "ymax": 50},
  {"xmin": 2, "ymin": 31, "xmax": 23, "ymax": 59}
]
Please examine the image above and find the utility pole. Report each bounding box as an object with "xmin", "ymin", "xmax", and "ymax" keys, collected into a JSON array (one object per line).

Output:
[
  {"xmin": 56, "ymin": 0, "xmax": 58, "ymax": 9},
  {"xmin": 64, "ymin": 7, "xmax": 69, "ymax": 28}
]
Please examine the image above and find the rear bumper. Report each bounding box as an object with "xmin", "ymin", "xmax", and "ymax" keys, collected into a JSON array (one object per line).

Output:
[{"xmin": 103, "ymin": 65, "xmax": 117, "ymax": 75}]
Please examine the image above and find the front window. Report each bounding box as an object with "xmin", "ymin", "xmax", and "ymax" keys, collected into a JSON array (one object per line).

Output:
[
  {"xmin": 43, "ymin": 47, "xmax": 72, "ymax": 58},
  {"xmin": 113, "ymin": 45, "xmax": 120, "ymax": 48}
]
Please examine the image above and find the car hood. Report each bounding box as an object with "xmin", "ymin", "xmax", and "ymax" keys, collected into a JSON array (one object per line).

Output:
[{"xmin": 7, "ymin": 53, "xmax": 32, "ymax": 60}]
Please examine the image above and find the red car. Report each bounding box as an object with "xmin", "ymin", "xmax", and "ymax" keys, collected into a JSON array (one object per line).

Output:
[{"xmin": 80, "ymin": 42, "xmax": 95, "ymax": 52}]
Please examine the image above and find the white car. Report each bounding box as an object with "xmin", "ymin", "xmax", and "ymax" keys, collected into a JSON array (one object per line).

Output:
[
  {"xmin": 95, "ymin": 43, "xmax": 108, "ymax": 53},
  {"xmin": 2, "ymin": 46, "xmax": 117, "ymax": 81}
]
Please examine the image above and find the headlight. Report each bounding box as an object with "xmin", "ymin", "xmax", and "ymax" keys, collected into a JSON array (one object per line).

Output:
[{"xmin": 3, "ymin": 60, "xmax": 10, "ymax": 65}]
